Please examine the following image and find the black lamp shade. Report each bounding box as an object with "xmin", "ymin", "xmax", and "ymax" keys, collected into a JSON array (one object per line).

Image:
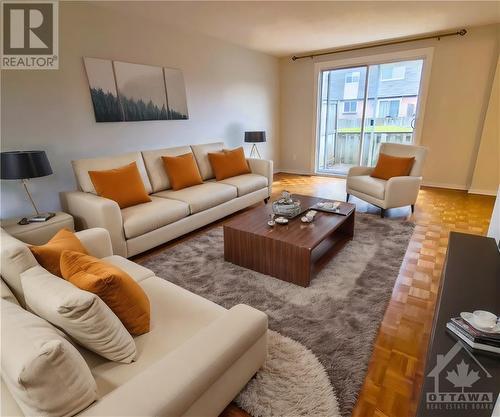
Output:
[
  {"xmin": 244, "ymin": 131, "xmax": 266, "ymax": 143},
  {"xmin": 1, "ymin": 151, "xmax": 53, "ymax": 180}
]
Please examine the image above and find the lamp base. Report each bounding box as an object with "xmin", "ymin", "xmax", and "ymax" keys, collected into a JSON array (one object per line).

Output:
[
  {"xmin": 249, "ymin": 144, "xmax": 262, "ymax": 159},
  {"xmin": 18, "ymin": 212, "xmax": 56, "ymax": 225}
]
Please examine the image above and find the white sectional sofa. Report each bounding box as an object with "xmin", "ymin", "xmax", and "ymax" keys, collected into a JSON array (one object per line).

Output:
[
  {"xmin": 61, "ymin": 142, "xmax": 273, "ymax": 257},
  {"xmin": 0, "ymin": 227, "xmax": 268, "ymax": 417}
]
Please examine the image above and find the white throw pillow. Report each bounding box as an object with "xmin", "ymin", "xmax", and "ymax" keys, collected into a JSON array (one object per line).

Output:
[
  {"xmin": 1, "ymin": 299, "xmax": 97, "ymax": 417},
  {"xmin": 21, "ymin": 265, "xmax": 137, "ymax": 363}
]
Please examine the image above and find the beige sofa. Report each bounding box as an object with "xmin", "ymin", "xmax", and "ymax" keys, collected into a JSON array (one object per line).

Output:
[
  {"xmin": 61, "ymin": 142, "xmax": 273, "ymax": 258},
  {"xmin": 0, "ymin": 227, "xmax": 268, "ymax": 417}
]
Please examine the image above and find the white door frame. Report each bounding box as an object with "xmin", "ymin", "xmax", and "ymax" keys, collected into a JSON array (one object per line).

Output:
[{"xmin": 311, "ymin": 47, "xmax": 434, "ymax": 175}]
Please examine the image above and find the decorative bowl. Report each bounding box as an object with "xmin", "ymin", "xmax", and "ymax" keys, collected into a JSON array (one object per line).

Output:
[{"xmin": 272, "ymin": 199, "xmax": 301, "ymax": 219}]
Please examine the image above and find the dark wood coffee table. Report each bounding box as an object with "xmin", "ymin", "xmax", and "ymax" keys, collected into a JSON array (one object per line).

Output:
[{"xmin": 223, "ymin": 195, "xmax": 355, "ymax": 287}]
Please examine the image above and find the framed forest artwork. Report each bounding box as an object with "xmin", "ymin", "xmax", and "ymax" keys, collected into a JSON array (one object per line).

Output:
[{"xmin": 83, "ymin": 57, "xmax": 189, "ymax": 122}]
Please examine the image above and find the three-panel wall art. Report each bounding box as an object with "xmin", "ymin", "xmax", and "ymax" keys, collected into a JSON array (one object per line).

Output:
[{"xmin": 83, "ymin": 57, "xmax": 189, "ymax": 122}]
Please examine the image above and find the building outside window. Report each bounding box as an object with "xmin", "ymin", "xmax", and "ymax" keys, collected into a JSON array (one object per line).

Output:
[
  {"xmin": 343, "ymin": 100, "xmax": 357, "ymax": 113},
  {"xmin": 377, "ymin": 99, "xmax": 400, "ymax": 118},
  {"xmin": 380, "ymin": 64, "xmax": 406, "ymax": 81},
  {"xmin": 345, "ymin": 71, "xmax": 360, "ymax": 84}
]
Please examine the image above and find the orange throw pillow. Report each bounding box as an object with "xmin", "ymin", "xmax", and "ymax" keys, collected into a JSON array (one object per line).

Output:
[
  {"xmin": 29, "ymin": 229, "xmax": 88, "ymax": 277},
  {"xmin": 60, "ymin": 250, "xmax": 150, "ymax": 335},
  {"xmin": 208, "ymin": 147, "xmax": 250, "ymax": 181},
  {"xmin": 88, "ymin": 162, "xmax": 151, "ymax": 209},
  {"xmin": 370, "ymin": 153, "xmax": 415, "ymax": 180},
  {"xmin": 161, "ymin": 153, "xmax": 203, "ymax": 191}
]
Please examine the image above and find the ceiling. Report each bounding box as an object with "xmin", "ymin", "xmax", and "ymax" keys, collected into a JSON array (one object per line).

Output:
[{"xmin": 99, "ymin": 1, "xmax": 500, "ymax": 57}]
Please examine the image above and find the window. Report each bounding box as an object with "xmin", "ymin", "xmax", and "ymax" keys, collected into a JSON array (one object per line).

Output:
[
  {"xmin": 380, "ymin": 64, "xmax": 406, "ymax": 81},
  {"xmin": 345, "ymin": 71, "xmax": 360, "ymax": 84},
  {"xmin": 406, "ymin": 103, "xmax": 416, "ymax": 117},
  {"xmin": 343, "ymin": 101, "xmax": 357, "ymax": 113},
  {"xmin": 377, "ymin": 99, "xmax": 400, "ymax": 118}
]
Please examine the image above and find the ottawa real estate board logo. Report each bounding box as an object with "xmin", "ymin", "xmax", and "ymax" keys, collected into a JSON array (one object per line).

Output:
[
  {"xmin": 1, "ymin": 1, "xmax": 58, "ymax": 69},
  {"xmin": 425, "ymin": 342, "xmax": 496, "ymax": 413}
]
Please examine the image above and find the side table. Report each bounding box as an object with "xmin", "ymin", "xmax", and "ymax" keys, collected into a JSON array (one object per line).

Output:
[{"xmin": 1, "ymin": 212, "xmax": 74, "ymax": 245}]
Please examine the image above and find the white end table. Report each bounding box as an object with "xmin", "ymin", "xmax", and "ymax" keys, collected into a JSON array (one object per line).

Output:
[{"xmin": 1, "ymin": 212, "xmax": 74, "ymax": 245}]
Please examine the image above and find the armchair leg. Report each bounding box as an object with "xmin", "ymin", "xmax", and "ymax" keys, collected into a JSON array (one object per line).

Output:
[
  {"xmin": 380, "ymin": 208, "xmax": 385, "ymax": 218},
  {"xmin": 411, "ymin": 204, "xmax": 415, "ymax": 213},
  {"xmin": 264, "ymin": 197, "xmax": 270, "ymax": 204},
  {"xmin": 346, "ymin": 193, "xmax": 350, "ymax": 202}
]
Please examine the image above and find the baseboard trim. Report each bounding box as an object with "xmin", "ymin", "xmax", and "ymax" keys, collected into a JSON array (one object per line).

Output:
[
  {"xmin": 467, "ymin": 188, "xmax": 498, "ymax": 197},
  {"xmin": 275, "ymin": 169, "xmax": 314, "ymax": 176},
  {"xmin": 421, "ymin": 181, "xmax": 468, "ymax": 191}
]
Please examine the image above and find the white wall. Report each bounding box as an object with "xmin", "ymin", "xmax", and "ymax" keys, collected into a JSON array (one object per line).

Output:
[
  {"xmin": 279, "ymin": 24, "xmax": 500, "ymax": 188},
  {"xmin": 470, "ymin": 56, "xmax": 500, "ymax": 195},
  {"xmin": 0, "ymin": 2, "xmax": 280, "ymax": 218}
]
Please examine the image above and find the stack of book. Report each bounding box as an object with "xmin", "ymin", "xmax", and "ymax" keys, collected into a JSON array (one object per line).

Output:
[{"xmin": 446, "ymin": 317, "xmax": 500, "ymax": 354}]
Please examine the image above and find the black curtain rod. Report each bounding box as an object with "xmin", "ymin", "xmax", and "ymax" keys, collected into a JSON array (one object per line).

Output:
[{"xmin": 291, "ymin": 29, "xmax": 467, "ymax": 61}]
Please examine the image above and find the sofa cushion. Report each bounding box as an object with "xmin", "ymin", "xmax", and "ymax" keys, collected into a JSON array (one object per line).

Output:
[
  {"xmin": 162, "ymin": 153, "xmax": 203, "ymax": 191},
  {"xmin": 72, "ymin": 152, "xmax": 153, "ymax": 194},
  {"xmin": 89, "ymin": 162, "xmax": 152, "ymax": 209},
  {"xmin": 347, "ymin": 175, "xmax": 386, "ymax": 200},
  {"xmin": 102, "ymin": 255, "xmax": 155, "ymax": 283},
  {"xmin": 1, "ymin": 299, "xmax": 97, "ymax": 417},
  {"xmin": 61, "ymin": 251, "xmax": 151, "ymax": 336},
  {"xmin": 121, "ymin": 196, "xmax": 190, "ymax": 239},
  {"xmin": 219, "ymin": 173, "xmax": 268, "ymax": 197},
  {"xmin": 0, "ymin": 228, "xmax": 37, "ymax": 306},
  {"xmin": 1, "ymin": 278, "xmax": 19, "ymax": 306},
  {"xmin": 191, "ymin": 142, "xmax": 224, "ymax": 180},
  {"xmin": 21, "ymin": 266, "xmax": 137, "ymax": 363},
  {"xmin": 29, "ymin": 228, "xmax": 88, "ymax": 277},
  {"xmin": 154, "ymin": 182, "xmax": 237, "ymax": 214},
  {"xmin": 142, "ymin": 146, "xmax": 192, "ymax": 192},
  {"xmin": 79, "ymin": 276, "xmax": 225, "ymax": 397}
]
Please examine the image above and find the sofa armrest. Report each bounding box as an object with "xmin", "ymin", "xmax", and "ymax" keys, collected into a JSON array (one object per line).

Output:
[
  {"xmin": 347, "ymin": 166, "xmax": 374, "ymax": 177},
  {"xmin": 385, "ymin": 176, "xmax": 422, "ymax": 208},
  {"xmin": 247, "ymin": 158, "xmax": 273, "ymax": 196},
  {"xmin": 60, "ymin": 191, "xmax": 127, "ymax": 257},
  {"xmin": 79, "ymin": 304, "xmax": 267, "ymax": 417},
  {"xmin": 75, "ymin": 228, "xmax": 113, "ymax": 259}
]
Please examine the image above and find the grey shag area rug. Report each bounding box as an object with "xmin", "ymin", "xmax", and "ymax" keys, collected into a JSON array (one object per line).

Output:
[
  {"xmin": 139, "ymin": 214, "xmax": 414, "ymax": 417},
  {"xmin": 236, "ymin": 330, "xmax": 339, "ymax": 417}
]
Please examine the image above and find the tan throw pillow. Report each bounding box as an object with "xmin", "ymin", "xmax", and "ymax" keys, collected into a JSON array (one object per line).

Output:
[
  {"xmin": 29, "ymin": 228, "xmax": 88, "ymax": 277},
  {"xmin": 162, "ymin": 153, "xmax": 203, "ymax": 190},
  {"xmin": 22, "ymin": 265, "xmax": 137, "ymax": 363},
  {"xmin": 208, "ymin": 147, "xmax": 251, "ymax": 181},
  {"xmin": 370, "ymin": 153, "xmax": 415, "ymax": 180},
  {"xmin": 60, "ymin": 251, "xmax": 150, "ymax": 335},
  {"xmin": 88, "ymin": 162, "xmax": 152, "ymax": 209},
  {"xmin": 1, "ymin": 299, "xmax": 97, "ymax": 417}
]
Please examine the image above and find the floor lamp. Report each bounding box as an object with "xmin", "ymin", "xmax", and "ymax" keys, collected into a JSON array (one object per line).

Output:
[{"xmin": 244, "ymin": 131, "xmax": 266, "ymax": 159}]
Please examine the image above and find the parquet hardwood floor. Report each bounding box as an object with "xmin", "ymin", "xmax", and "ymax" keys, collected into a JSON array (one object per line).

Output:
[{"xmin": 134, "ymin": 173, "xmax": 495, "ymax": 417}]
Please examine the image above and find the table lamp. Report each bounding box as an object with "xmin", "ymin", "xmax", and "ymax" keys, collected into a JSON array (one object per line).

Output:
[
  {"xmin": 1, "ymin": 151, "xmax": 55, "ymax": 223},
  {"xmin": 244, "ymin": 131, "xmax": 266, "ymax": 159}
]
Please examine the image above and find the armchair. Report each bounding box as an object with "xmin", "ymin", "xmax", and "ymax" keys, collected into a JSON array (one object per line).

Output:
[{"xmin": 346, "ymin": 142, "xmax": 428, "ymax": 217}]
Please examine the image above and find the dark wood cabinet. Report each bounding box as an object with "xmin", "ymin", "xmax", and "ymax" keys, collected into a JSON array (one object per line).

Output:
[{"xmin": 417, "ymin": 232, "xmax": 500, "ymax": 417}]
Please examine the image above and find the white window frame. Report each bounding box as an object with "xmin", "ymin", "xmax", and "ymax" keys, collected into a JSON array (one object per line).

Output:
[
  {"xmin": 342, "ymin": 100, "xmax": 357, "ymax": 114},
  {"xmin": 311, "ymin": 47, "xmax": 433, "ymax": 176},
  {"xmin": 380, "ymin": 64, "xmax": 406, "ymax": 81}
]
